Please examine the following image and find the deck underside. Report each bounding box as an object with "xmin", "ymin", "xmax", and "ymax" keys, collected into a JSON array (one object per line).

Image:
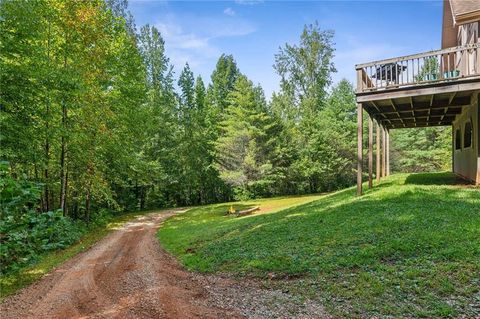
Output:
[{"xmin": 356, "ymin": 77, "xmax": 480, "ymax": 129}]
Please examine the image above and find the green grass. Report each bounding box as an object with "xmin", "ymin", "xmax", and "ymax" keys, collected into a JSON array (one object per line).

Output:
[
  {"xmin": 159, "ymin": 172, "xmax": 480, "ymax": 318},
  {"xmin": 0, "ymin": 210, "xmax": 157, "ymax": 299}
]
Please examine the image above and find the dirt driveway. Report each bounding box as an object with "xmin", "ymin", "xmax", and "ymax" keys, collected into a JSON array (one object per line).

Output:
[
  {"xmin": 1, "ymin": 210, "xmax": 330, "ymax": 319},
  {"xmin": 0, "ymin": 210, "xmax": 245, "ymax": 319}
]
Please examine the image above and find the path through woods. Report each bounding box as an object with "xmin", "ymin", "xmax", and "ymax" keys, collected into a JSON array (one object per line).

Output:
[
  {"xmin": 0, "ymin": 210, "xmax": 244, "ymax": 319},
  {"xmin": 1, "ymin": 210, "xmax": 329, "ymax": 319}
]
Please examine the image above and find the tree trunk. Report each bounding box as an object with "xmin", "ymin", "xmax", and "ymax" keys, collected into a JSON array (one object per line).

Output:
[
  {"xmin": 60, "ymin": 32, "xmax": 69, "ymax": 215},
  {"xmin": 140, "ymin": 186, "xmax": 146, "ymax": 210},
  {"xmin": 85, "ymin": 189, "xmax": 91, "ymax": 223},
  {"xmin": 62, "ymin": 169, "xmax": 69, "ymax": 216},
  {"xmin": 60, "ymin": 101, "xmax": 68, "ymax": 215},
  {"xmin": 44, "ymin": 140, "xmax": 50, "ymax": 212},
  {"xmin": 44, "ymin": 19, "xmax": 52, "ymax": 213}
]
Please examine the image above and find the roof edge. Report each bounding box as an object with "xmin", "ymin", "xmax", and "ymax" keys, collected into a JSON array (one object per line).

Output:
[{"xmin": 454, "ymin": 10, "xmax": 480, "ymax": 25}]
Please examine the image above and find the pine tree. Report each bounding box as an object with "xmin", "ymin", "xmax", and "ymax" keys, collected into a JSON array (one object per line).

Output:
[{"xmin": 215, "ymin": 76, "xmax": 279, "ymax": 199}]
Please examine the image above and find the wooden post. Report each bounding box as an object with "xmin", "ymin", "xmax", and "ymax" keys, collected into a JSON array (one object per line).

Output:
[
  {"xmin": 357, "ymin": 103, "xmax": 363, "ymax": 196},
  {"xmin": 386, "ymin": 129, "xmax": 390, "ymax": 176},
  {"xmin": 368, "ymin": 116, "xmax": 373, "ymax": 188},
  {"xmin": 452, "ymin": 124, "xmax": 455, "ymax": 173},
  {"xmin": 382, "ymin": 125, "xmax": 386, "ymax": 178},
  {"xmin": 376, "ymin": 120, "xmax": 381, "ymax": 182}
]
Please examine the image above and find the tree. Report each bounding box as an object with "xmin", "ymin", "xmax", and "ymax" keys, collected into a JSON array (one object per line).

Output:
[
  {"xmin": 138, "ymin": 24, "xmax": 179, "ymax": 207},
  {"xmin": 274, "ymin": 22, "xmax": 336, "ymax": 122},
  {"xmin": 272, "ymin": 22, "xmax": 338, "ymax": 193},
  {"xmin": 215, "ymin": 76, "xmax": 279, "ymax": 199},
  {"xmin": 208, "ymin": 54, "xmax": 240, "ymax": 111},
  {"xmin": 1, "ymin": 0, "xmax": 148, "ymax": 218}
]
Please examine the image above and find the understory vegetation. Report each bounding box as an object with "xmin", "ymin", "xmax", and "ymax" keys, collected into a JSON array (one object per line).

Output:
[
  {"xmin": 159, "ymin": 173, "xmax": 480, "ymax": 318},
  {"xmin": 0, "ymin": 207, "xmax": 149, "ymax": 299},
  {"xmin": 0, "ymin": 162, "xmax": 110, "ymax": 274}
]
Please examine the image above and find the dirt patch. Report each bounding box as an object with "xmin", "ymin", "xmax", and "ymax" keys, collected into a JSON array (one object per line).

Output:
[
  {"xmin": 195, "ymin": 275, "xmax": 332, "ymax": 319},
  {"xmin": 0, "ymin": 210, "xmax": 330, "ymax": 319}
]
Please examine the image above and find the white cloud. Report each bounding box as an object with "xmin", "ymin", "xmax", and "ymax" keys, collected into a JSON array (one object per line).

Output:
[
  {"xmin": 153, "ymin": 14, "xmax": 256, "ymax": 73},
  {"xmin": 223, "ymin": 7, "xmax": 235, "ymax": 16}
]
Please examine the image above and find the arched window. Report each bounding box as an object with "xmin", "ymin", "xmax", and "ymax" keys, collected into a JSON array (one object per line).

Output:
[
  {"xmin": 455, "ymin": 128, "xmax": 462, "ymax": 150},
  {"xmin": 464, "ymin": 120, "xmax": 473, "ymax": 148}
]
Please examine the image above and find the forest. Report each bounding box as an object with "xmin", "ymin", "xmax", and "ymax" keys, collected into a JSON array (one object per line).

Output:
[{"xmin": 0, "ymin": 0, "xmax": 450, "ymax": 273}]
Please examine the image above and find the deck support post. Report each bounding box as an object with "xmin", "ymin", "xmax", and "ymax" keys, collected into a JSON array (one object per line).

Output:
[
  {"xmin": 382, "ymin": 125, "xmax": 386, "ymax": 178},
  {"xmin": 376, "ymin": 120, "xmax": 381, "ymax": 182},
  {"xmin": 386, "ymin": 129, "xmax": 390, "ymax": 176},
  {"xmin": 357, "ymin": 103, "xmax": 363, "ymax": 196},
  {"xmin": 368, "ymin": 116, "xmax": 373, "ymax": 188}
]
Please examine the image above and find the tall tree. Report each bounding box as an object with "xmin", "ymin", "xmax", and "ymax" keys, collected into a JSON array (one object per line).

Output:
[
  {"xmin": 215, "ymin": 75, "xmax": 280, "ymax": 199},
  {"xmin": 274, "ymin": 22, "xmax": 336, "ymax": 122},
  {"xmin": 138, "ymin": 24, "xmax": 179, "ymax": 207},
  {"xmin": 208, "ymin": 54, "xmax": 240, "ymax": 111},
  {"xmin": 272, "ymin": 22, "xmax": 337, "ymax": 193}
]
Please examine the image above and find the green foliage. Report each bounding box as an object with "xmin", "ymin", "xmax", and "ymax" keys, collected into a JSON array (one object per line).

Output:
[
  {"xmin": 2, "ymin": 0, "xmax": 450, "ymax": 216},
  {"xmin": 274, "ymin": 21, "xmax": 335, "ymax": 120},
  {"xmin": 209, "ymin": 54, "xmax": 240, "ymax": 111},
  {"xmin": 0, "ymin": 163, "xmax": 85, "ymax": 273},
  {"xmin": 270, "ymin": 23, "xmax": 358, "ymax": 194},
  {"xmin": 0, "ymin": 210, "xmax": 85, "ymax": 273},
  {"xmin": 391, "ymin": 127, "xmax": 451, "ymax": 172},
  {"xmin": 215, "ymin": 76, "xmax": 281, "ymax": 199},
  {"xmin": 159, "ymin": 173, "xmax": 480, "ymax": 318}
]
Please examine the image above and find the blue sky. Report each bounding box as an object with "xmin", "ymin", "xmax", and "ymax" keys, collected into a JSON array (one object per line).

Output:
[{"xmin": 129, "ymin": 0, "xmax": 443, "ymax": 98}]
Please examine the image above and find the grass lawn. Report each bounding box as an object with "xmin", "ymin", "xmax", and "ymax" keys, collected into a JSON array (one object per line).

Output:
[
  {"xmin": 0, "ymin": 210, "xmax": 157, "ymax": 299},
  {"xmin": 159, "ymin": 172, "xmax": 480, "ymax": 318}
]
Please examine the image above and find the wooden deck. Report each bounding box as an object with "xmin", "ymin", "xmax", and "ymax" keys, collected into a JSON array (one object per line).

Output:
[
  {"xmin": 354, "ymin": 43, "xmax": 480, "ymax": 195},
  {"xmin": 356, "ymin": 44, "xmax": 480, "ymax": 95},
  {"xmin": 355, "ymin": 44, "xmax": 480, "ymax": 129}
]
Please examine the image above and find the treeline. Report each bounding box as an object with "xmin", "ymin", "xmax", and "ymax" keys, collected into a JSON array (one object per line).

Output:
[
  {"xmin": 1, "ymin": 0, "xmax": 450, "ymax": 221},
  {"xmin": 0, "ymin": 0, "xmax": 359, "ymax": 222}
]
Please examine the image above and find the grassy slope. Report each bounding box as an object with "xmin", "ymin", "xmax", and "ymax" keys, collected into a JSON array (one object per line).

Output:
[
  {"xmin": 159, "ymin": 173, "xmax": 480, "ymax": 318},
  {"xmin": 0, "ymin": 210, "xmax": 157, "ymax": 299}
]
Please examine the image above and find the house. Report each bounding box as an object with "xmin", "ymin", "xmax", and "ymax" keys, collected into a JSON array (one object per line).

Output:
[{"xmin": 355, "ymin": 0, "xmax": 479, "ymax": 195}]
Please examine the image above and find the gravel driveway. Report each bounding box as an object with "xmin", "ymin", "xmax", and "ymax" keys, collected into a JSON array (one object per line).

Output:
[{"xmin": 0, "ymin": 210, "xmax": 329, "ymax": 319}]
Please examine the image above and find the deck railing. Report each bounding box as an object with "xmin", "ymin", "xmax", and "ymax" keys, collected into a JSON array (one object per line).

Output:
[{"xmin": 356, "ymin": 43, "xmax": 480, "ymax": 93}]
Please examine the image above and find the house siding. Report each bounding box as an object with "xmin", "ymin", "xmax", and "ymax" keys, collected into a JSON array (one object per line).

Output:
[{"xmin": 452, "ymin": 93, "xmax": 479, "ymax": 184}]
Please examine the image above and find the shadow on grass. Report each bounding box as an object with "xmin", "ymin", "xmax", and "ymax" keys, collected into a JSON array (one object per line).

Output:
[{"xmin": 404, "ymin": 172, "xmax": 471, "ymax": 185}]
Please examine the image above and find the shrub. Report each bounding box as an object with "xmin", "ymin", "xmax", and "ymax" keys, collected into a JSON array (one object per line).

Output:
[
  {"xmin": 0, "ymin": 162, "xmax": 86, "ymax": 273},
  {"xmin": 0, "ymin": 210, "xmax": 85, "ymax": 273}
]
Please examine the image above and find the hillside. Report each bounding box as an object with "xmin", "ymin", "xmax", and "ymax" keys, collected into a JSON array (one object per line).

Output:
[{"xmin": 159, "ymin": 172, "xmax": 480, "ymax": 318}]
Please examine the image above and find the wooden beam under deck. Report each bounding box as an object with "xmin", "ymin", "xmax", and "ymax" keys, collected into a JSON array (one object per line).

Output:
[
  {"xmin": 360, "ymin": 88, "xmax": 477, "ymax": 129},
  {"xmin": 365, "ymin": 96, "xmax": 470, "ymax": 115},
  {"xmin": 376, "ymin": 120, "xmax": 381, "ymax": 182},
  {"xmin": 368, "ymin": 116, "xmax": 373, "ymax": 188},
  {"xmin": 386, "ymin": 129, "xmax": 390, "ymax": 176},
  {"xmin": 357, "ymin": 103, "xmax": 363, "ymax": 196},
  {"xmin": 382, "ymin": 125, "xmax": 386, "ymax": 178}
]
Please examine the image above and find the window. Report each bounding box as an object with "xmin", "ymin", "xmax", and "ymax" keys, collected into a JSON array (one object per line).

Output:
[
  {"xmin": 464, "ymin": 120, "xmax": 473, "ymax": 148},
  {"xmin": 455, "ymin": 128, "xmax": 462, "ymax": 150}
]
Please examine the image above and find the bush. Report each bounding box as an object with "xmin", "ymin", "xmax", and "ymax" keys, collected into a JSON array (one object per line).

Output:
[
  {"xmin": 0, "ymin": 162, "xmax": 86, "ymax": 273},
  {"xmin": 0, "ymin": 210, "xmax": 85, "ymax": 273}
]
